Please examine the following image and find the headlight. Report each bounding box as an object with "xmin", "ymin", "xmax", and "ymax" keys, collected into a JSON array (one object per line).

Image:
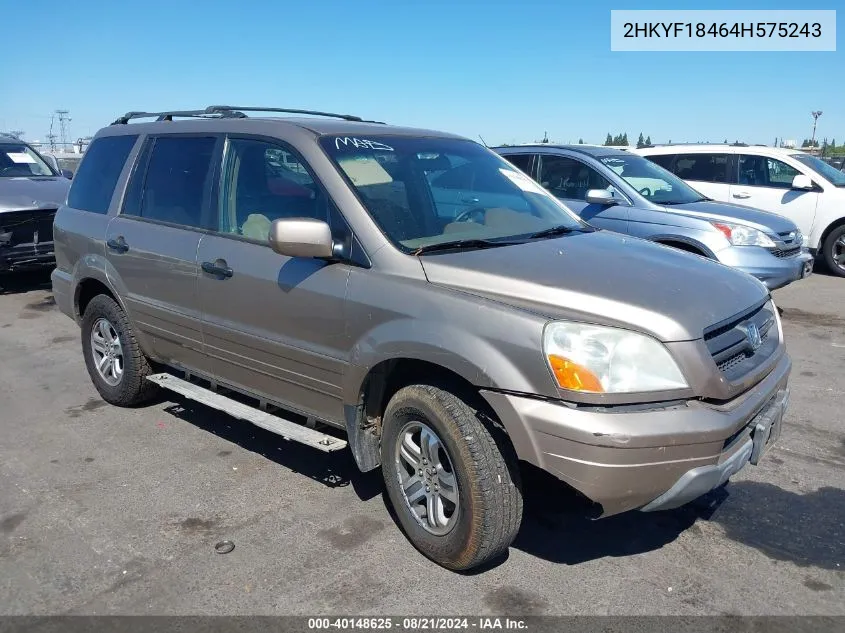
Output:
[
  {"xmin": 543, "ymin": 322, "xmax": 689, "ymax": 393},
  {"xmin": 711, "ymin": 222, "xmax": 776, "ymax": 247}
]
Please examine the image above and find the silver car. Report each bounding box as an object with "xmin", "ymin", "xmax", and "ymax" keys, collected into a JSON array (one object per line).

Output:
[{"xmin": 495, "ymin": 145, "xmax": 814, "ymax": 290}]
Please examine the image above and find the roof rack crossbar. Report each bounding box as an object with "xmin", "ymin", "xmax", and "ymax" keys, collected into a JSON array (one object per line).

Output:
[
  {"xmin": 205, "ymin": 105, "xmax": 364, "ymax": 122},
  {"xmin": 110, "ymin": 110, "xmax": 247, "ymax": 125}
]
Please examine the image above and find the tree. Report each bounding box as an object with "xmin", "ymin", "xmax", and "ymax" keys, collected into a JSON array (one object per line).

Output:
[
  {"xmin": 621, "ymin": 132, "xmax": 629, "ymax": 146},
  {"xmin": 578, "ymin": 138, "xmax": 584, "ymax": 144},
  {"xmin": 636, "ymin": 132, "xmax": 645, "ymax": 148},
  {"xmin": 774, "ymin": 137, "xmax": 778, "ymax": 147},
  {"xmin": 645, "ymin": 135, "xmax": 651, "ymax": 145},
  {"xmin": 604, "ymin": 133, "xmax": 613, "ymax": 146},
  {"xmin": 724, "ymin": 138, "xmax": 729, "ymax": 144}
]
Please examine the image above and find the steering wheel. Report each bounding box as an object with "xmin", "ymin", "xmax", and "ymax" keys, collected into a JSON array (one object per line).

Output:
[
  {"xmin": 453, "ymin": 207, "xmax": 487, "ymax": 224},
  {"xmin": 639, "ymin": 187, "xmax": 652, "ymax": 197}
]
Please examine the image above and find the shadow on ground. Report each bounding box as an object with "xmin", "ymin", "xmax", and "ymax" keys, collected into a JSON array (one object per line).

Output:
[
  {"xmin": 515, "ymin": 466, "xmax": 845, "ymax": 571},
  {"xmin": 161, "ymin": 397, "xmax": 383, "ymax": 502},
  {"xmin": 160, "ymin": 394, "xmax": 845, "ymax": 572},
  {"xmin": 0, "ymin": 270, "xmax": 52, "ymax": 295}
]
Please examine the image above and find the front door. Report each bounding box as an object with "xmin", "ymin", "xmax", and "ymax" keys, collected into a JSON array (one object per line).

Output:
[
  {"xmin": 197, "ymin": 137, "xmax": 351, "ymax": 424},
  {"xmin": 537, "ymin": 154, "xmax": 628, "ymax": 232},
  {"xmin": 105, "ymin": 134, "xmax": 220, "ymax": 374},
  {"xmin": 730, "ymin": 154, "xmax": 820, "ymax": 237}
]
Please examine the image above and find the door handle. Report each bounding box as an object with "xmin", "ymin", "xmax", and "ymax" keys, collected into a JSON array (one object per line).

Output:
[
  {"xmin": 106, "ymin": 236, "xmax": 128, "ymax": 253},
  {"xmin": 732, "ymin": 192, "xmax": 751, "ymax": 199},
  {"xmin": 201, "ymin": 260, "xmax": 233, "ymax": 278},
  {"xmin": 460, "ymin": 197, "xmax": 480, "ymax": 204}
]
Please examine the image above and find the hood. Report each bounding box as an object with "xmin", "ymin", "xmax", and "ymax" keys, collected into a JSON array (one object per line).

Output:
[
  {"xmin": 663, "ymin": 200, "xmax": 798, "ymax": 235},
  {"xmin": 0, "ymin": 176, "xmax": 71, "ymax": 213},
  {"xmin": 420, "ymin": 231, "xmax": 768, "ymax": 342}
]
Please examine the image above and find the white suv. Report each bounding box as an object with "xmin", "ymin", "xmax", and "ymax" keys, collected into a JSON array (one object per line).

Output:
[{"xmin": 633, "ymin": 144, "xmax": 845, "ymax": 277}]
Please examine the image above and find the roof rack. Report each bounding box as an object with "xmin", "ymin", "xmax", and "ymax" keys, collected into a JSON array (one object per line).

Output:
[
  {"xmin": 206, "ymin": 105, "xmax": 367, "ymax": 122},
  {"xmin": 111, "ymin": 105, "xmax": 380, "ymax": 126}
]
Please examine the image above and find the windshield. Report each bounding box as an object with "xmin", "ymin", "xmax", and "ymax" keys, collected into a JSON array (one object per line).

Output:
[
  {"xmin": 320, "ymin": 135, "xmax": 587, "ymax": 251},
  {"xmin": 0, "ymin": 143, "xmax": 55, "ymax": 177},
  {"xmin": 600, "ymin": 154, "xmax": 706, "ymax": 204},
  {"xmin": 790, "ymin": 153, "xmax": 845, "ymax": 187}
]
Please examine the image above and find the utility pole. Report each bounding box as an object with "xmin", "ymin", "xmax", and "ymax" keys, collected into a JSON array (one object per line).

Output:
[
  {"xmin": 46, "ymin": 113, "xmax": 57, "ymax": 152},
  {"xmin": 811, "ymin": 111, "xmax": 823, "ymax": 147},
  {"xmin": 56, "ymin": 109, "xmax": 71, "ymax": 148}
]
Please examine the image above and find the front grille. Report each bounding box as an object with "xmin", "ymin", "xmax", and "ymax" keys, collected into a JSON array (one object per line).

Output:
[
  {"xmin": 716, "ymin": 329, "xmax": 771, "ymax": 373},
  {"xmin": 704, "ymin": 303, "xmax": 778, "ymax": 381},
  {"xmin": 771, "ymin": 246, "xmax": 801, "ymax": 259},
  {"xmin": 0, "ymin": 209, "xmax": 56, "ymax": 247}
]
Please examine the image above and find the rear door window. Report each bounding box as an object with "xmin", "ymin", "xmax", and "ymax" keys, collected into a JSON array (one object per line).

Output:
[
  {"xmin": 671, "ymin": 153, "xmax": 732, "ymax": 183},
  {"xmin": 645, "ymin": 154, "xmax": 675, "ymax": 170},
  {"xmin": 67, "ymin": 135, "xmax": 138, "ymax": 214},
  {"xmin": 123, "ymin": 136, "xmax": 217, "ymax": 229}
]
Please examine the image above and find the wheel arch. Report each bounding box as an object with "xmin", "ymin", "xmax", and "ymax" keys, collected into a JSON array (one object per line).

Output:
[
  {"xmin": 343, "ymin": 345, "xmax": 537, "ymax": 473},
  {"xmin": 651, "ymin": 237, "xmax": 711, "ymax": 258},
  {"xmin": 819, "ymin": 217, "xmax": 845, "ymax": 252}
]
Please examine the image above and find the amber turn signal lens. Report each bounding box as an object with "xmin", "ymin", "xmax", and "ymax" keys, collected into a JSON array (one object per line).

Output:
[{"xmin": 548, "ymin": 354, "xmax": 605, "ymax": 393}]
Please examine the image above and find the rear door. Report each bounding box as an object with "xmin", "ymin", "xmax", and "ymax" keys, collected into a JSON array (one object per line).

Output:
[
  {"xmin": 730, "ymin": 154, "xmax": 820, "ymax": 236},
  {"xmin": 196, "ymin": 136, "xmax": 351, "ymax": 424},
  {"xmin": 105, "ymin": 134, "xmax": 220, "ymax": 373},
  {"xmin": 536, "ymin": 154, "xmax": 627, "ymax": 231}
]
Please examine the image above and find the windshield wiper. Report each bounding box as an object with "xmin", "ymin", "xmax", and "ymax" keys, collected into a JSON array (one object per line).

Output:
[
  {"xmin": 412, "ymin": 238, "xmax": 524, "ymax": 255},
  {"xmin": 661, "ymin": 197, "xmax": 709, "ymax": 206},
  {"xmin": 528, "ymin": 225, "xmax": 590, "ymax": 240}
]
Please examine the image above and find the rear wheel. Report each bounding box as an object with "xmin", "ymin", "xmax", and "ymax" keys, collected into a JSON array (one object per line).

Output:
[
  {"xmin": 821, "ymin": 225, "xmax": 845, "ymax": 278},
  {"xmin": 380, "ymin": 384, "xmax": 522, "ymax": 570},
  {"xmin": 81, "ymin": 294, "xmax": 158, "ymax": 406}
]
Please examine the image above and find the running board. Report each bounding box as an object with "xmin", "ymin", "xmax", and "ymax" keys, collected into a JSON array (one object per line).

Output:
[{"xmin": 146, "ymin": 373, "xmax": 347, "ymax": 452}]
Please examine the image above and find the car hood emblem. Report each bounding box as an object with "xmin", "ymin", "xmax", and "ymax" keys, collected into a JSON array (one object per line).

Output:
[{"xmin": 743, "ymin": 322, "xmax": 762, "ymax": 351}]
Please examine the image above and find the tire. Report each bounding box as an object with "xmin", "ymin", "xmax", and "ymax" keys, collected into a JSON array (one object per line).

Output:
[
  {"xmin": 380, "ymin": 384, "xmax": 522, "ymax": 571},
  {"xmin": 821, "ymin": 224, "xmax": 845, "ymax": 278},
  {"xmin": 80, "ymin": 294, "xmax": 158, "ymax": 406}
]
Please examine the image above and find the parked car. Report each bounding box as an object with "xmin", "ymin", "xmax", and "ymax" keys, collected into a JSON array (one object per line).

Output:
[
  {"xmin": 53, "ymin": 106, "xmax": 791, "ymax": 571},
  {"xmin": 633, "ymin": 144, "xmax": 845, "ymax": 277},
  {"xmin": 0, "ymin": 134, "xmax": 71, "ymax": 275},
  {"xmin": 42, "ymin": 151, "xmax": 83, "ymax": 178},
  {"xmin": 494, "ymin": 145, "xmax": 813, "ymax": 290}
]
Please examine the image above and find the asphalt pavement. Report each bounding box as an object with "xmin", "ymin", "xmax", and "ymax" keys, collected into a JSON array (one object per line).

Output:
[{"xmin": 0, "ymin": 267, "xmax": 843, "ymax": 615}]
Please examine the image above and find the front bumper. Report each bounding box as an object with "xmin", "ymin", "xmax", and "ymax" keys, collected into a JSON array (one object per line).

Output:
[
  {"xmin": 716, "ymin": 246, "xmax": 813, "ymax": 291},
  {"xmin": 481, "ymin": 352, "xmax": 791, "ymax": 517},
  {"xmin": 0, "ymin": 242, "xmax": 55, "ymax": 273}
]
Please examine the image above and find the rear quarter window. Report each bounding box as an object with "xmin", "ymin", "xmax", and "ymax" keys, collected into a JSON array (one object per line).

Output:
[{"xmin": 67, "ymin": 135, "xmax": 138, "ymax": 214}]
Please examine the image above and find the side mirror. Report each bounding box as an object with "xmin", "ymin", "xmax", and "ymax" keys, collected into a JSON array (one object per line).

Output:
[
  {"xmin": 268, "ymin": 218, "xmax": 334, "ymax": 259},
  {"xmin": 61, "ymin": 169, "xmax": 73, "ymax": 179},
  {"xmin": 791, "ymin": 174, "xmax": 814, "ymax": 190},
  {"xmin": 585, "ymin": 189, "xmax": 617, "ymax": 205}
]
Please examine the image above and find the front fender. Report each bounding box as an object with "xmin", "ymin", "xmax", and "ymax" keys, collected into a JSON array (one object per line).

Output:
[{"xmin": 343, "ymin": 319, "xmax": 546, "ymax": 405}]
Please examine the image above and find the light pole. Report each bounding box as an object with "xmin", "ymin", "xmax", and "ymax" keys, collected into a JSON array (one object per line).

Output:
[{"xmin": 811, "ymin": 111, "xmax": 823, "ymax": 147}]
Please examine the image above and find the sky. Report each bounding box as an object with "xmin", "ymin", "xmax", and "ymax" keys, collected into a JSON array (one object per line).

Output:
[{"xmin": 1, "ymin": 0, "xmax": 842, "ymax": 147}]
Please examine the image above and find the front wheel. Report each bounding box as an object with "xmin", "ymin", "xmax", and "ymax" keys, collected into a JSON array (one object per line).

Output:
[
  {"xmin": 380, "ymin": 384, "xmax": 522, "ymax": 571},
  {"xmin": 821, "ymin": 225, "xmax": 845, "ymax": 277}
]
